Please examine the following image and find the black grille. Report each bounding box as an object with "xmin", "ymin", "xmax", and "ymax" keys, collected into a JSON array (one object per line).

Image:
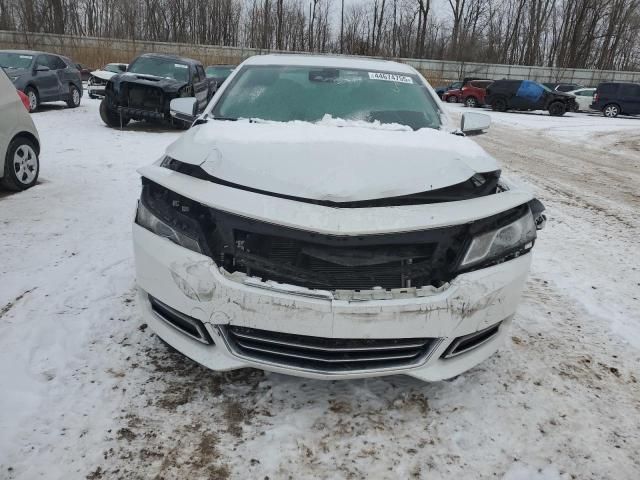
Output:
[
  {"xmin": 224, "ymin": 326, "xmax": 438, "ymax": 372},
  {"xmin": 126, "ymin": 84, "xmax": 163, "ymax": 110},
  {"xmin": 234, "ymin": 231, "xmax": 442, "ymax": 290}
]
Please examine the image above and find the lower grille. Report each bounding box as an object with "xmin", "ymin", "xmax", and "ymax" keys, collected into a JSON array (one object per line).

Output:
[
  {"xmin": 222, "ymin": 326, "xmax": 440, "ymax": 373},
  {"xmin": 149, "ymin": 295, "xmax": 213, "ymax": 344},
  {"xmin": 442, "ymin": 322, "xmax": 501, "ymax": 358}
]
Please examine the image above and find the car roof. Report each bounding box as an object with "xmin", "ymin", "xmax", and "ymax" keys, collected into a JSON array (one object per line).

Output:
[
  {"xmin": 136, "ymin": 53, "xmax": 200, "ymax": 65},
  {"xmin": 0, "ymin": 49, "xmax": 47, "ymax": 56},
  {"xmin": 242, "ymin": 54, "xmax": 417, "ymax": 74}
]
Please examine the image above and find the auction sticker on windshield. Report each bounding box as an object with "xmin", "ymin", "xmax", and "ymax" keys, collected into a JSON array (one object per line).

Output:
[
  {"xmin": 368, "ymin": 72, "xmax": 413, "ymax": 84},
  {"xmin": 175, "ymin": 64, "xmax": 188, "ymax": 69}
]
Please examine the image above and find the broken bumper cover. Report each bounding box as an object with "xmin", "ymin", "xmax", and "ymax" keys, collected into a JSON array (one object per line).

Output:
[{"xmin": 133, "ymin": 224, "xmax": 531, "ymax": 381}]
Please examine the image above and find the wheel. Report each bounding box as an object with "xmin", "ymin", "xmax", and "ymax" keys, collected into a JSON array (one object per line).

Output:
[
  {"xmin": 1, "ymin": 137, "xmax": 39, "ymax": 191},
  {"xmin": 603, "ymin": 104, "xmax": 620, "ymax": 118},
  {"xmin": 548, "ymin": 101, "xmax": 566, "ymax": 116},
  {"xmin": 464, "ymin": 96, "xmax": 478, "ymax": 108},
  {"xmin": 89, "ymin": 93, "xmax": 99, "ymax": 100},
  {"xmin": 66, "ymin": 85, "xmax": 81, "ymax": 108},
  {"xmin": 24, "ymin": 87, "xmax": 39, "ymax": 113},
  {"xmin": 447, "ymin": 95, "xmax": 458, "ymax": 103},
  {"xmin": 100, "ymin": 98, "xmax": 129, "ymax": 128},
  {"xmin": 491, "ymin": 97, "xmax": 507, "ymax": 112}
]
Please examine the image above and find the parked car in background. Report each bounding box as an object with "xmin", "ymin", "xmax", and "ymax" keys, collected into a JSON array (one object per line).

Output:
[
  {"xmin": 0, "ymin": 69, "xmax": 40, "ymax": 191},
  {"xmin": 0, "ymin": 50, "xmax": 83, "ymax": 112},
  {"xmin": 136, "ymin": 54, "xmax": 546, "ymax": 383},
  {"xmin": 443, "ymin": 85, "xmax": 463, "ymax": 103},
  {"xmin": 205, "ymin": 64, "xmax": 234, "ymax": 91},
  {"xmin": 591, "ymin": 82, "xmax": 640, "ymax": 118},
  {"xmin": 486, "ymin": 80, "xmax": 577, "ymax": 116},
  {"xmin": 462, "ymin": 80, "xmax": 493, "ymax": 107},
  {"xmin": 100, "ymin": 53, "xmax": 215, "ymax": 128},
  {"xmin": 88, "ymin": 63, "xmax": 128, "ymax": 98},
  {"xmin": 75, "ymin": 63, "xmax": 93, "ymax": 82},
  {"xmin": 434, "ymin": 81, "xmax": 462, "ymax": 98},
  {"xmin": 567, "ymin": 87, "xmax": 596, "ymax": 112}
]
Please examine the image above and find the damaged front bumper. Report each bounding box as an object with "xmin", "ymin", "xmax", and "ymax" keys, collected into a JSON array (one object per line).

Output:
[{"xmin": 133, "ymin": 222, "xmax": 532, "ymax": 381}]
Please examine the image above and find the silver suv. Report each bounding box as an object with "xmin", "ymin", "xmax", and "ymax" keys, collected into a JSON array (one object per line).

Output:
[{"xmin": 0, "ymin": 69, "xmax": 41, "ymax": 190}]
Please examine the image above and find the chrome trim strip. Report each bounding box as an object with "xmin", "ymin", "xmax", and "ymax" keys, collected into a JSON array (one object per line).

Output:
[
  {"xmin": 235, "ymin": 340, "xmax": 421, "ymax": 363},
  {"xmin": 216, "ymin": 326, "xmax": 444, "ymax": 376},
  {"xmin": 229, "ymin": 330, "xmax": 428, "ymax": 352}
]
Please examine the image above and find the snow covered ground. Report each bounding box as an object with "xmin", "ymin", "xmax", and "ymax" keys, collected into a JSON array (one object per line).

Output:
[{"xmin": 1, "ymin": 99, "xmax": 639, "ymax": 479}]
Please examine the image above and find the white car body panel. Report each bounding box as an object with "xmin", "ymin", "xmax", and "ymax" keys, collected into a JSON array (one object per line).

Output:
[
  {"xmin": 134, "ymin": 54, "xmax": 539, "ymax": 381},
  {"xmin": 88, "ymin": 64, "xmax": 128, "ymax": 96},
  {"xmin": 569, "ymin": 88, "xmax": 596, "ymax": 111},
  {"xmin": 0, "ymin": 71, "xmax": 40, "ymax": 180},
  {"xmin": 139, "ymin": 164, "xmax": 532, "ymax": 235},
  {"xmin": 164, "ymin": 120, "xmax": 498, "ymax": 201},
  {"xmin": 134, "ymin": 224, "xmax": 531, "ymax": 381}
]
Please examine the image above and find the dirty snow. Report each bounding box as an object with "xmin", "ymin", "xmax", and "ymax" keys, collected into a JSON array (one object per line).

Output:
[{"xmin": 0, "ymin": 99, "xmax": 639, "ymax": 480}]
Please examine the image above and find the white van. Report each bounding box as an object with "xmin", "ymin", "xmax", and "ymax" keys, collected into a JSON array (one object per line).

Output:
[{"xmin": 0, "ymin": 69, "xmax": 40, "ymax": 190}]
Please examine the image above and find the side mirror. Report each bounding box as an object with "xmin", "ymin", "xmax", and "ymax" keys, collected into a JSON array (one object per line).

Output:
[
  {"xmin": 170, "ymin": 97, "xmax": 197, "ymax": 123},
  {"xmin": 35, "ymin": 66, "xmax": 50, "ymax": 73},
  {"xmin": 461, "ymin": 112, "xmax": 491, "ymax": 134}
]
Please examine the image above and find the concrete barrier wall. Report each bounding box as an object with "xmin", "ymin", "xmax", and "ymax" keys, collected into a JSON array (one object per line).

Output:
[{"xmin": 2, "ymin": 30, "xmax": 639, "ymax": 86}]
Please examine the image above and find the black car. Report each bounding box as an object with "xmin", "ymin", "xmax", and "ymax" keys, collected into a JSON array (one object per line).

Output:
[
  {"xmin": 100, "ymin": 53, "xmax": 215, "ymax": 128},
  {"xmin": 0, "ymin": 50, "xmax": 83, "ymax": 112},
  {"xmin": 205, "ymin": 64, "xmax": 234, "ymax": 91},
  {"xmin": 590, "ymin": 82, "xmax": 640, "ymax": 118},
  {"xmin": 485, "ymin": 80, "xmax": 577, "ymax": 116}
]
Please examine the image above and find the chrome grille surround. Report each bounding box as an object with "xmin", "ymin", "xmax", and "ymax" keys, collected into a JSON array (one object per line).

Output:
[{"xmin": 217, "ymin": 325, "xmax": 442, "ymax": 375}]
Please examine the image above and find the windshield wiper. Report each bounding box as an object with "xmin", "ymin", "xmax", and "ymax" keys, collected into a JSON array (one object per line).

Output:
[{"xmin": 211, "ymin": 116, "xmax": 238, "ymax": 121}]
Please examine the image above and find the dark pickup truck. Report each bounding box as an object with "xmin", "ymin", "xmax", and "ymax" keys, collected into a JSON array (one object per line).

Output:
[{"xmin": 100, "ymin": 53, "xmax": 214, "ymax": 128}]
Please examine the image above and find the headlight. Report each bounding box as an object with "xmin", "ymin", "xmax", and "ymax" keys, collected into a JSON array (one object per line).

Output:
[
  {"xmin": 10, "ymin": 75, "xmax": 21, "ymax": 82},
  {"xmin": 460, "ymin": 212, "xmax": 536, "ymax": 268},
  {"xmin": 136, "ymin": 201, "xmax": 201, "ymax": 253}
]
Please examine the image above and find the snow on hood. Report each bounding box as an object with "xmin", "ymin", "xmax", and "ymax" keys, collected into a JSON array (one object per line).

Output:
[
  {"xmin": 164, "ymin": 117, "xmax": 499, "ymax": 202},
  {"xmin": 90, "ymin": 69, "xmax": 118, "ymax": 81}
]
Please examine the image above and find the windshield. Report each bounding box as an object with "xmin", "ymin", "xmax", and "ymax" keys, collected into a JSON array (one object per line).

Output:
[
  {"xmin": 0, "ymin": 52, "xmax": 34, "ymax": 69},
  {"xmin": 206, "ymin": 66, "xmax": 233, "ymax": 78},
  {"xmin": 105, "ymin": 63, "xmax": 126, "ymax": 73},
  {"xmin": 127, "ymin": 57, "xmax": 189, "ymax": 82},
  {"xmin": 213, "ymin": 65, "xmax": 442, "ymax": 130}
]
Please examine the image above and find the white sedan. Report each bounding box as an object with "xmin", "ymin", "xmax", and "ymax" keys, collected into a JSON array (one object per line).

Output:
[
  {"xmin": 87, "ymin": 63, "xmax": 128, "ymax": 98},
  {"xmin": 568, "ymin": 88, "xmax": 596, "ymax": 112}
]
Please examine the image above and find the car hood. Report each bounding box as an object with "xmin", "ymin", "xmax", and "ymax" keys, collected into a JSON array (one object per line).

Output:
[
  {"xmin": 112, "ymin": 72, "xmax": 188, "ymax": 92},
  {"xmin": 164, "ymin": 120, "xmax": 500, "ymax": 202},
  {"xmin": 90, "ymin": 69, "xmax": 117, "ymax": 81}
]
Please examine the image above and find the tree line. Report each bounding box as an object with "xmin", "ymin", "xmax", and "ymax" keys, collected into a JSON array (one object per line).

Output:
[{"xmin": 1, "ymin": 0, "xmax": 639, "ymax": 71}]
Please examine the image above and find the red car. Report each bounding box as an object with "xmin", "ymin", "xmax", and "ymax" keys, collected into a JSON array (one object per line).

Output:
[
  {"xmin": 462, "ymin": 80, "xmax": 493, "ymax": 107},
  {"xmin": 443, "ymin": 86, "xmax": 463, "ymax": 103}
]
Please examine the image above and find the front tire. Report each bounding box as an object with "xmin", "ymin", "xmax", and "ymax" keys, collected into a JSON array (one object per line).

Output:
[
  {"xmin": 464, "ymin": 96, "xmax": 478, "ymax": 108},
  {"xmin": 1, "ymin": 137, "xmax": 40, "ymax": 191},
  {"xmin": 66, "ymin": 85, "xmax": 81, "ymax": 108},
  {"xmin": 24, "ymin": 87, "xmax": 39, "ymax": 113},
  {"xmin": 603, "ymin": 104, "xmax": 620, "ymax": 118},
  {"xmin": 491, "ymin": 97, "xmax": 507, "ymax": 112},
  {"xmin": 100, "ymin": 99, "xmax": 129, "ymax": 128},
  {"xmin": 548, "ymin": 101, "xmax": 566, "ymax": 116}
]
